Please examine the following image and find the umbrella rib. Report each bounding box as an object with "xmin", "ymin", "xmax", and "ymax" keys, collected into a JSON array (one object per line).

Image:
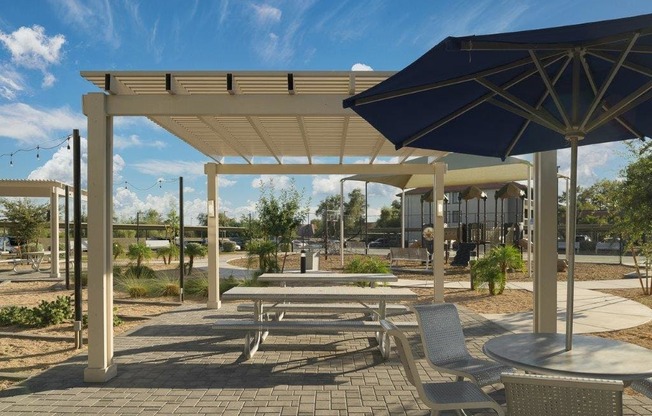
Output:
[
  {"xmin": 476, "ymin": 77, "xmax": 566, "ymax": 132},
  {"xmin": 401, "ymin": 54, "xmax": 568, "ymax": 148},
  {"xmin": 586, "ymin": 80, "xmax": 652, "ymax": 132},
  {"xmin": 580, "ymin": 53, "xmax": 645, "ymax": 139},
  {"xmin": 580, "ymin": 33, "xmax": 640, "ymax": 131},
  {"xmin": 486, "ymin": 98, "xmax": 566, "ymax": 135},
  {"xmin": 588, "ymin": 50, "xmax": 652, "ymax": 77},
  {"xmin": 350, "ymin": 52, "xmax": 566, "ymax": 106},
  {"xmin": 503, "ymin": 55, "xmax": 572, "ymax": 157},
  {"xmin": 529, "ymin": 50, "xmax": 571, "ymax": 127}
]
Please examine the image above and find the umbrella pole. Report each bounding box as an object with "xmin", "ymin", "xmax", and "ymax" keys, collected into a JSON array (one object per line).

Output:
[{"xmin": 566, "ymin": 137, "xmax": 580, "ymax": 351}]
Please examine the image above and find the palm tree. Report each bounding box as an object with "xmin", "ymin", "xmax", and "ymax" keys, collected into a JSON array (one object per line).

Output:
[
  {"xmin": 157, "ymin": 244, "xmax": 179, "ymax": 265},
  {"xmin": 127, "ymin": 243, "xmax": 153, "ymax": 268},
  {"xmin": 471, "ymin": 245, "xmax": 524, "ymax": 295},
  {"xmin": 184, "ymin": 243, "xmax": 207, "ymax": 275}
]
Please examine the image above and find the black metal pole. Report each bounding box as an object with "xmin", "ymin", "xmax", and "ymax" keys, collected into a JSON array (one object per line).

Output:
[
  {"xmin": 179, "ymin": 176, "xmax": 184, "ymax": 302},
  {"xmin": 365, "ymin": 182, "xmax": 368, "ymax": 255},
  {"xmin": 73, "ymin": 129, "xmax": 82, "ymax": 348},
  {"xmin": 65, "ymin": 185, "xmax": 70, "ymax": 290},
  {"xmin": 300, "ymin": 249, "xmax": 306, "ymax": 273}
]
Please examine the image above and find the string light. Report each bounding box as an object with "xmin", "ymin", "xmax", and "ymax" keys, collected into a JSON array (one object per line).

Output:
[
  {"xmin": 0, "ymin": 134, "xmax": 71, "ymax": 167},
  {"xmin": 121, "ymin": 178, "xmax": 180, "ymax": 192}
]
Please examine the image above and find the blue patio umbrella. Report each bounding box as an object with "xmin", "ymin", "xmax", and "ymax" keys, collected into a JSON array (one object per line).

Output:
[{"xmin": 344, "ymin": 14, "xmax": 652, "ymax": 350}]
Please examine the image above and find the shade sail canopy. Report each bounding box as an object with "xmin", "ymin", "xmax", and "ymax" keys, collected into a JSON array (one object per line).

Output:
[
  {"xmin": 345, "ymin": 153, "xmax": 530, "ymax": 189},
  {"xmin": 496, "ymin": 182, "xmax": 526, "ymax": 199},
  {"xmin": 344, "ymin": 14, "xmax": 652, "ymax": 157}
]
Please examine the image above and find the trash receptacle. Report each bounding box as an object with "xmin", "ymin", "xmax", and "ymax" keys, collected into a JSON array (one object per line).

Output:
[{"xmin": 305, "ymin": 251, "xmax": 319, "ymax": 271}]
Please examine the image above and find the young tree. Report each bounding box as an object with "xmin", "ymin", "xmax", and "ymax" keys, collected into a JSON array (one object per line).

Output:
[
  {"xmin": 164, "ymin": 208, "xmax": 180, "ymax": 241},
  {"xmin": 184, "ymin": 242, "xmax": 207, "ymax": 275},
  {"xmin": 612, "ymin": 142, "xmax": 652, "ymax": 294},
  {"xmin": 0, "ymin": 198, "xmax": 48, "ymax": 250},
  {"xmin": 376, "ymin": 199, "xmax": 402, "ymax": 228},
  {"xmin": 315, "ymin": 195, "xmax": 341, "ymax": 237},
  {"xmin": 127, "ymin": 242, "xmax": 154, "ymax": 268},
  {"xmin": 343, "ymin": 189, "xmax": 366, "ymax": 238},
  {"xmin": 256, "ymin": 179, "xmax": 309, "ymax": 262}
]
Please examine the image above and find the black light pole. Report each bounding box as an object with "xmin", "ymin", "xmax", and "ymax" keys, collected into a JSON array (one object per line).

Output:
[
  {"xmin": 365, "ymin": 181, "xmax": 368, "ymax": 255},
  {"xmin": 65, "ymin": 184, "xmax": 70, "ymax": 290},
  {"xmin": 73, "ymin": 129, "xmax": 82, "ymax": 349},
  {"xmin": 179, "ymin": 176, "xmax": 184, "ymax": 302}
]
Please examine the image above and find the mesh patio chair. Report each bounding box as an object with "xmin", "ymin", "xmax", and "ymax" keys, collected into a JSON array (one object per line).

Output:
[
  {"xmin": 631, "ymin": 377, "xmax": 652, "ymax": 399},
  {"xmin": 412, "ymin": 303, "xmax": 515, "ymax": 386},
  {"xmin": 502, "ymin": 373, "xmax": 623, "ymax": 416},
  {"xmin": 380, "ymin": 320, "xmax": 505, "ymax": 416}
]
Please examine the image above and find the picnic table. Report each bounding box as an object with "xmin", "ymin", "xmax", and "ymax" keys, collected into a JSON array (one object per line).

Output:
[
  {"xmin": 257, "ymin": 272, "xmax": 397, "ymax": 287},
  {"xmin": 0, "ymin": 251, "xmax": 51, "ymax": 273},
  {"xmin": 219, "ymin": 285, "xmax": 418, "ymax": 359}
]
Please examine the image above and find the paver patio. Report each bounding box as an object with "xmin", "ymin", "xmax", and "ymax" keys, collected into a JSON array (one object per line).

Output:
[{"xmin": 1, "ymin": 301, "xmax": 652, "ymax": 415}]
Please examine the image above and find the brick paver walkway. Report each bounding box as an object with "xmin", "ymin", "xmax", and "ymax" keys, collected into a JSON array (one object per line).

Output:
[{"xmin": 1, "ymin": 301, "xmax": 651, "ymax": 415}]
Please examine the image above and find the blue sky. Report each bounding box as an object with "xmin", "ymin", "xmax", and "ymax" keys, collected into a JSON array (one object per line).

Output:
[{"xmin": 1, "ymin": 1, "xmax": 651, "ymax": 225}]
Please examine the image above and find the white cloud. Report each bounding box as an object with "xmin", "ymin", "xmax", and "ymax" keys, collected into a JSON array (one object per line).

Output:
[
  {"xmin": 351, "ymin": 63, "xmax": 373, "ymax": 71},
  {"xmin": 41, "ymin": 72, "xmax": 56, "ymax": 88},
  {"xmin": 114, "ymin": 134, "xmax": 167, "ymax": 150},
  {"xmin": 252, "ymin": 4, "xmax": 282, "ymax": 24},
  {"xmin": 557, "ymin": 143, "xmax": 619, "ymax": 187},
  {"xmin": 311, "ymin": 175, "xmax": 366, "ymax": 197},
  {"xmin": 50, "ymin": 0, "xmax": 119, "ymax": 46},
  {"xmin": 27, "ymin": 137, "xmax": 125, "ymax": 188},
  {"xmin": 0, "ymin": 103, "xmax": 85, "ymax": 143},
  {"xmin": 0, "ymin": 25, "xmax": 65, "ymax": 70},
  {"xmin": 0, "ymin": 65, "xmax": 25, "ymax": 99},
  {"xmin": 112, "ymin": 188, "xmax": 210, "ymax": 225},
  {"xmin": 251, "ymin": 175, "xmax": 291, "ymax": 189}
]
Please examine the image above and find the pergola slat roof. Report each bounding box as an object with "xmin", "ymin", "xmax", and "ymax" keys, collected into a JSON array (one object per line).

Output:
[{"xmin": 81, "ymin": 71, "xmax": 447, "ymax": 165}]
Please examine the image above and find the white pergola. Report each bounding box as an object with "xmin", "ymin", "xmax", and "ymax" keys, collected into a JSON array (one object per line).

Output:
[
  {"xmin": 0, "ymin": 179, "xmax": 86, "ymax": 278},
  {"xmin": 80, "ymin": 71, "xmax": 559, "ymax": 382}
]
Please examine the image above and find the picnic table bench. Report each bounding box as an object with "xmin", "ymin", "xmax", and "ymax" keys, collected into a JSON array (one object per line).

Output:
[
  {"xmin": 257, "ymin": 272, "xmax": 397, "ymax": 287},
  {"xmin": 219, "ymin": 285, "xmax": 418, "ymax": 359}
]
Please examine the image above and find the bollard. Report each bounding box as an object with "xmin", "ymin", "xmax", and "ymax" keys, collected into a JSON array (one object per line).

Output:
[{"xmin": 300, "ymin": 249, "xmax": 306, "ymax": 273}]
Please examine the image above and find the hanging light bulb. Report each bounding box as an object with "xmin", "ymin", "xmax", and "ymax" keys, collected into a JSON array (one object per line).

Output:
[
  {"xmin": 9, "ymin": 153, "xmax": 13, "ymax": 167},
  {"xmin": 36, "ymin": 145, "xmax": 40, "ymax": 160},
  {"xmin": 124, "ymin": 181, "xmax": 128, "ymax": 190},
  {"xmin": 67, "ymin": 137, "xmax": 70, "ymax": 150},
  {"xmin": 158, "ymin": 179, "xmax": 162, "ymax": 189}
]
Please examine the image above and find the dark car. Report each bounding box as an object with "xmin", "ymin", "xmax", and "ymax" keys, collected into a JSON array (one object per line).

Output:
[{"xmin": 368, "ymin": 238, "xmax": 391, "ymax": 248}]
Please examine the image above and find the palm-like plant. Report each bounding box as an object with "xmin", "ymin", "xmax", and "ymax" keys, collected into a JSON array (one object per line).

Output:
[
  {"xmin": 113, "ymin": 242, "xmax": 124, "ymax": 260},
  {"xmin": 471, "ymin": 245, "xmax": 524, "ymax": 295},
  {"xmin": 184, "ymin": 243, "xmax": 207, "ymax": 275},
  {"xmin": 157, "ymin": 244, "xmax": 179, "ymax": 265},
  {"xmin": 127, "ymin": 243, "xmax": 153, "ymax": 268}
]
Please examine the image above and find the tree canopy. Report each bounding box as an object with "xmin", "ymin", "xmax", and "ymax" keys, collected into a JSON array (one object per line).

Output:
[
  {"xmin": 0, "ymin": 198, "xmax": 48, "ymax": 248},
  {"xmin": 256, "ymin": 179, "xmax": 309, "ymax": 251},
  {"xmin": 376, "ymin": 199, "xmax": 402, "ymax": 228}
]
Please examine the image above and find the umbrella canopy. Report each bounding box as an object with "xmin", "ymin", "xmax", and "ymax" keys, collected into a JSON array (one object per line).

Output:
[{"xmin": 344, "ymin": 14, "xmax": 652, "ymax": 350}]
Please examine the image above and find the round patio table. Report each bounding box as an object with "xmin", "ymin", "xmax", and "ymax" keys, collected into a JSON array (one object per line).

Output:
[{"xmin": 483, "ymin": 333, "xmax": 652, "ymax": 382}]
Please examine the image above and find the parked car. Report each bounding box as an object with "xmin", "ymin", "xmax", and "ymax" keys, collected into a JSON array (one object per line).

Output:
[
  {"xmin": 368, "ymin": 238, "xmax": 391, "ymax": 248},
  {"xmin": 292, "ymin": 239, "xmax": 308, "ymax": 249},
  {"xmin": 0, "ymin": 236, "xmax": 19, "ymax": 253},
  {"xmin": 219, "ymin": 238, "xmax": 241, "ymax": 251},
  {"xmin": 596, "ymin": 238, "xmax": 622, "ymax": 252}
]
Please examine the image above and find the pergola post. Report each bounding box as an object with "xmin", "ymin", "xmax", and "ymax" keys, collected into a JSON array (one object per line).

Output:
[
  {"xmin": 49, "ymin": 189, "xmax": 60, "ymax": 278},
  {"xmin": 534, "ymin": 151, "xmax": 558, "ymax": 333},
  {"xmin": 205, "ymin": 163, "xmax": 221, "ymax": 309},
  {"xmin": 432, "ymin": 162, "xmax": 446, "ymax": 303},
  {"xmin": 83, "ymin": 92, "xmax": 117, "ymax": 382}
]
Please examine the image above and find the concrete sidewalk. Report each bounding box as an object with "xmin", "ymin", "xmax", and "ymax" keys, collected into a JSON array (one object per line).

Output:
[{"xmin": 392, "ymin": 278, "xmax": 652, "ymax": 334}]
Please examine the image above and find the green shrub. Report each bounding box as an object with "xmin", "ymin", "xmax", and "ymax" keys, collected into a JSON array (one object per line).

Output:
[
  {"xmin": 153, "ymin": 276, "xmax": 180, "ymax": 297},
  {"xmin": 222, "ymin": 241, "xmax": 236, "ymax": 252},
  {"xmin": 247, "ymin": 239, "xmax": 279, "ymax": 273},
  {"xmin": 123, "ymin": 264, "xmax": 157, "ymax": 279},
  {"xmin": 344, "ymin": 256, "xmax": 389, "ymax": 274},
  {"xmin": 185, "ymin": 275, "xmax": 209, "ymax": 297},
  {"xmin": 0, "ymin": 296, "xmax": 72, "ymax": 328},
  {"xmin": 116, "ymin": 276, "xmax": 151, "ymax": 298},
  {"xmin": 219, "ymin": 275, "xmax": 241, "ymax": 294}
]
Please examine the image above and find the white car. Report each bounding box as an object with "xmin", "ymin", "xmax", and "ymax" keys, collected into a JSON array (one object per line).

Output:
[{"xmin": 292, "ymin": 239, "xmax": 308, "ymax": 249}]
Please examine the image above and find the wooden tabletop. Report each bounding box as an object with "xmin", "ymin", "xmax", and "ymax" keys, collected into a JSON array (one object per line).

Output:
[
  {"xmin": 484, "ymin": 333, "xmax": 652, "ymax": 382},
  {"xmin": 222, "ymin": 286, "xmax": 417, "ymax": 303}
]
